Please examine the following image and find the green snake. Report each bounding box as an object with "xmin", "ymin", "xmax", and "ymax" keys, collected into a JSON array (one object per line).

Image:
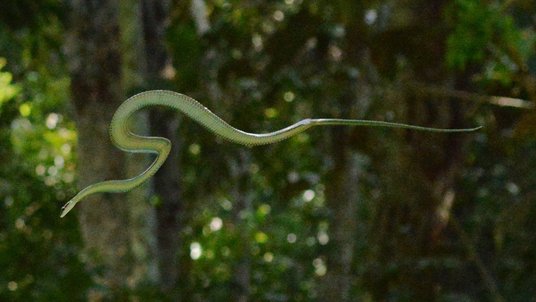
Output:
[{"xmin": 60, "ymin": 90, "xmax": 481, "ymax": 217}]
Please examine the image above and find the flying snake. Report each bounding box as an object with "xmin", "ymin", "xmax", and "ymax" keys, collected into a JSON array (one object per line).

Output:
[{"xmin": 60, "ymin": 90, "xmax": 481, "ymax": 217}]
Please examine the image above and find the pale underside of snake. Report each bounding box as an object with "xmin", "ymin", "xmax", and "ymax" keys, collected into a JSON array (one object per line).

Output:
[{"xmin": 60, "ymin": 90, "xmax": 481, "ymax": 217}]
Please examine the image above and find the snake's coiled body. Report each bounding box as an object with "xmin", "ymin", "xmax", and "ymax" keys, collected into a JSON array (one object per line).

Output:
[{"xmin": 60, "ymin": 90, "xmax": 480, "ymax": 217}]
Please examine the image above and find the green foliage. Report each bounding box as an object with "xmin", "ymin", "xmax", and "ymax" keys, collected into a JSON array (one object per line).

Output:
[
  {"xmin": 0, "ymin": 58, "xmax": 20, "ymax": 110},
  {"xmin": 0, "ymin": 64, "xmax": 91, "ymax": 299},
  {"xmin": 0, "ymin": 14, "xmax": 91, "ymax": 298},
  {"xmin": 1, "ymin": 0, "xmax": 535, "ymax": 300},
  {"xmin": 447, "ymin": 0, "xmax": 499, "ymax": 70},
  {"xmin": 446, "ymin": 0, "xmax": 536, "ymax": 87}
]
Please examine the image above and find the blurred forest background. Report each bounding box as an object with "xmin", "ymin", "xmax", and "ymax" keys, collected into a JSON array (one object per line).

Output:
[{"xmin": 1, "ymin": 0, "xmax": 536, "ymax": 301}]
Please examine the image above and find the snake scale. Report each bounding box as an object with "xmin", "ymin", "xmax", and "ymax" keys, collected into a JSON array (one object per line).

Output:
[{"xmin": 60, "ymin": 90, "xmax": 481, "ymax": 217}]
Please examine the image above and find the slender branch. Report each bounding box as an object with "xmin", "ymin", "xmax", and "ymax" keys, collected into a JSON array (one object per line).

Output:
[{"xmin": 409, "ymin": 82, "xmax": 534, "ymax": 109}]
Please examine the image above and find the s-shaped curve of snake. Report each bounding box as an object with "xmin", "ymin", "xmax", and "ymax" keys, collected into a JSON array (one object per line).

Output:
[{"xmin": 60, "ymin": 90, "xmax": 481, "ymax": 217}]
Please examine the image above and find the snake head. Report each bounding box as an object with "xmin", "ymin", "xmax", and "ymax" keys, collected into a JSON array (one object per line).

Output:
[{"xmin": 60, "ymin": 199, "xmax": 77, "ymax": 218}]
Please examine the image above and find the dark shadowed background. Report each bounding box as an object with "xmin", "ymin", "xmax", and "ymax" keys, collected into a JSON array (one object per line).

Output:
[{"xmin": 1, "ymin": 0, "xmax": 535, "ymax": 301}]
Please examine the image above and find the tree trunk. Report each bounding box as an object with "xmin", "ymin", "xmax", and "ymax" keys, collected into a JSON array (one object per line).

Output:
[
  {"xmin": 120, "ymin": 0, "xmax": 159, "ymax": 286},
  {"xmin": 315, "ymin": 15, "xmax": 367, "ymax": 299},
  {"xmin": 141, "ymin": 0, "xmax": 184, "ymax": 295},
  {"xmin": 318, "ymin": 128, "xmax": 361, "ymax": 302},
  {"xmin": 364, "ymin": 87, "xmax": 472, "ymax": 301},
  {"xmin": 229, "ymin": 150, "xmax": 253, "ymax": 302},
  {"xmin": 66, "ymin": 0, "xmax": 130, "ymax": 296}
]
